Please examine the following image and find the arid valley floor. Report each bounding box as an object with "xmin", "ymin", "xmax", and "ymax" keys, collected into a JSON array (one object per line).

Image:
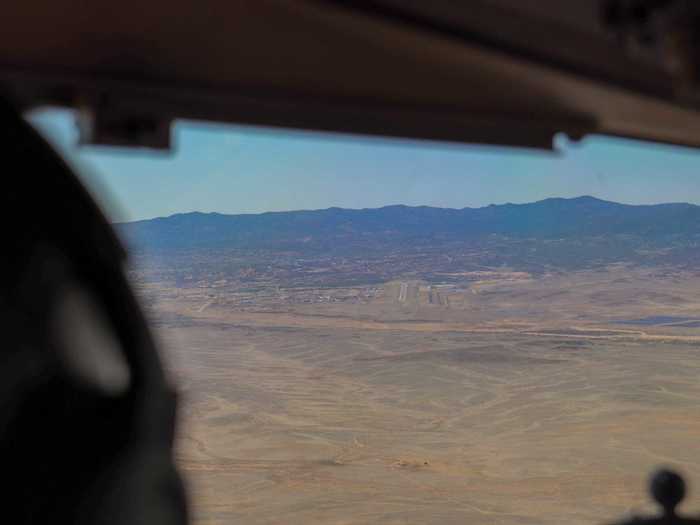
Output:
[{"xmin": 138, "ymin": 266, "xmax": 700, "ymax": 525}]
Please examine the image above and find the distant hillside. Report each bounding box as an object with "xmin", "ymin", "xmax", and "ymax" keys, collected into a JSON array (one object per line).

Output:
[{"xmin": 117, "ymin": 196, "xmax": 700, "ymax": 254}]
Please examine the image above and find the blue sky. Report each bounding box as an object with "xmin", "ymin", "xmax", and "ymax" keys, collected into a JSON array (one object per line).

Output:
[{"xmin": 29, "ymin": 108, "xmax": 700, "ymax": 222}]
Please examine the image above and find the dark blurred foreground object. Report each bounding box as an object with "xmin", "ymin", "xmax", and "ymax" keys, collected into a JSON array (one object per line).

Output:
[
  {"xmin": 610, "ymin": 469, "xmax": 700, "ymax": 525},
  {"xmin": 0, "ymin": 101, "xmax": 187, "ymax": 524},
  {"xmin": 6, "ymin": 1, "xmax": 700, "ymax": 149}
]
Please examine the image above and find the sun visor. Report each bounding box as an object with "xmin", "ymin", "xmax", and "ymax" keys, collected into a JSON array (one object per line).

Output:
[{"xmin": 2, "ymin": 1, "xmax": 700, "ymax": 149}]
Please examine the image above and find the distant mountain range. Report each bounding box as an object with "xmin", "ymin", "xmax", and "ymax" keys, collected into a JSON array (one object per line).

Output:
[{"xmin": 117, "ymin": 196, "xmax": 700, "ymax": 254}]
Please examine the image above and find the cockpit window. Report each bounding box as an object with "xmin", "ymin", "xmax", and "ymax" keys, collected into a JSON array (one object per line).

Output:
[{"xmin": 29, "ymin": 108, "xmax": 700, "ymax": 524}]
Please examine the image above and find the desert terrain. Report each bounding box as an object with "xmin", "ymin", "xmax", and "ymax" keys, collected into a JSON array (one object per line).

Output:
[{"xmin": 132, "ymin": 264, "xmax": 700, "ymax": 525}]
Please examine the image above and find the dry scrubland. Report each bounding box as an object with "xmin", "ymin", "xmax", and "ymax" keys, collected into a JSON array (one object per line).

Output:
[{"xmin": 140, "ymin": 266, "xmax": 700, "ymax": 525}]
